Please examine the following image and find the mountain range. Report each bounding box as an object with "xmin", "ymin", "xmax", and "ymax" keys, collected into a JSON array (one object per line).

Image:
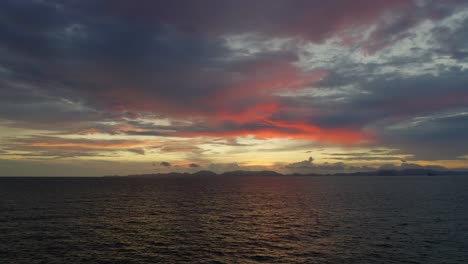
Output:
[{"xmin": 118, "ymin": 169, "xmax": 468, "ymax": 178}]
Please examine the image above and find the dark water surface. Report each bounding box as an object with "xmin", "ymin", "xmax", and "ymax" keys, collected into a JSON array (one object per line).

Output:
[{"xmin": 1, "ymin": 176, "xmax": 468, "ymax": 263}]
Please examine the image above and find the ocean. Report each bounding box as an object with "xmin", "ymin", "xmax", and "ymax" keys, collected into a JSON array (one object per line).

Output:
[{"xmin": 1, "ymin": 175, "xmax": 467, "ymax": 263}]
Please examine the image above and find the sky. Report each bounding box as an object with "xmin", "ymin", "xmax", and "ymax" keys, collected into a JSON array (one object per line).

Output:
[{"xmin": 1, "ymin": 0, "xmax": 468, "ymax": 176}]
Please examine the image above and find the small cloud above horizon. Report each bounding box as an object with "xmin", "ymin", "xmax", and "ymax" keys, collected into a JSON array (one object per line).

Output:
[{"xmin": 160, "ymin": 162, "xmax": 172, "ymax": 167}]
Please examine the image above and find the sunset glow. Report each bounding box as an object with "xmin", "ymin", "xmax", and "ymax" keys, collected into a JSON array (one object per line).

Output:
[{"xmin": 1, "ymin": 0, "xmax": 468, "ymax": 176}]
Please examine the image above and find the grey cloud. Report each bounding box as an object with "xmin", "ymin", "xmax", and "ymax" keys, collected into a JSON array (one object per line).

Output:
[
  {"xmin": 0, "ymin": 158, "xmax": 165, "ymax": 177},
  {"xmin": 286, "ymin": 157, "xmax": 314, "ymax": 169},
  {"xmin": 159, "ymin": 145, "xmax": 203, "ymax": 153},
  {"xmin": 432, "ymin": 16, "xmax": 468, "ymax": 60},
  {"xmin": 284, "ymin": 157, "xmax": 375, "ymax": 174},
  {"xmin": 281, "ymin": 10, "xmax": 468, "ymax": 159},
  {"xmin": 331, "ymin": 156, "xmax": 405, "ymax": 161},
  {"xmin": 380, "ymin": 112, "xmax": 468, "ymax": 160},
  {"xmin": 323, "ymin": 150, "xmax": 411, "ymax": 161},
  {"xmin": 379, "ymin": 162, "xmax": 448, "ymax": 171},
  {"xmin": 127, "ymin": 148, "xmax": 145, "ymax": 155},
  {"xmin": 160, "ymin": 162, "xmax": 171, "ymax": 167},
  {"xmin": 0, "ymin": 136, "xmax": 146, "ymax": 159}
]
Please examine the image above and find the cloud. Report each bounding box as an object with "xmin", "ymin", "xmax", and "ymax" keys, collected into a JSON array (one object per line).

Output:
[
  {"xmin": 286, "ymin": 157, "xmax": 314, "ymax": 169},
  {"xmin": 285, "ymin": 156, "xmax": 375, "ymax": 174},
  {"xmin": 380, "ymin": 110, "xmax": 468, "ymax": 160},
  {"xmin": 379, "ymin": 162, "xmax": 448, "ymax": 171},
  {"xmin": 101, "ymin": 0, "xmax": 411, "ymax": 40},
  {"xmin": 0, "ymin": 1, "xmax": 369, "ymax": 146},
  {"xmin": 0, "ymin": 135, "xmax": 151, "ymax": 159},
  {"xmin": 127, "ymin": 148, "xmax": 145, "ymax": 155},
  {"xmin": 1, "ymin": 0, "xmax": 468, "ymax": 174},
  {"xmin": 323, "ymin": 150, "xmax": 412, "ymax": 162},
  {"xmin": 160, "ymin": 162, "xmax": 171, "ymax": 167},
  {"xmin": 0, "ymin": 1, "xmax": 416, "ymax": 139},
  {"xmin": 0, "ymin": 158, "xmax": 171, "ymax": 177},
  {"xmin": 189, "ymin": 163, "xmax": 200, "ymax": 168}
]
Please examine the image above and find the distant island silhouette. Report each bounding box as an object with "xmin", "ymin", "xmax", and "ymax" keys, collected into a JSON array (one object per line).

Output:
[{"xmin": 110, "ymin": 168, "xmax": 468, "ymax": 178}]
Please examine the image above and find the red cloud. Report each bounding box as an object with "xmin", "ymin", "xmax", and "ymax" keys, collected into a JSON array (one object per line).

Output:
[
  {"xmin": 214, "ymin": 102, "xmax": 283, "ymax": 123},
  {"xmin": 211, "ymin": 64, "xmax": 327, "ymax": 103},
  {"xmin": 90, "ymin": 61, "xmax": 368, "ymax": 145},
  {"xmin": 178, "ymin": 124, "xmax": 370, "ymax": 144}
]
